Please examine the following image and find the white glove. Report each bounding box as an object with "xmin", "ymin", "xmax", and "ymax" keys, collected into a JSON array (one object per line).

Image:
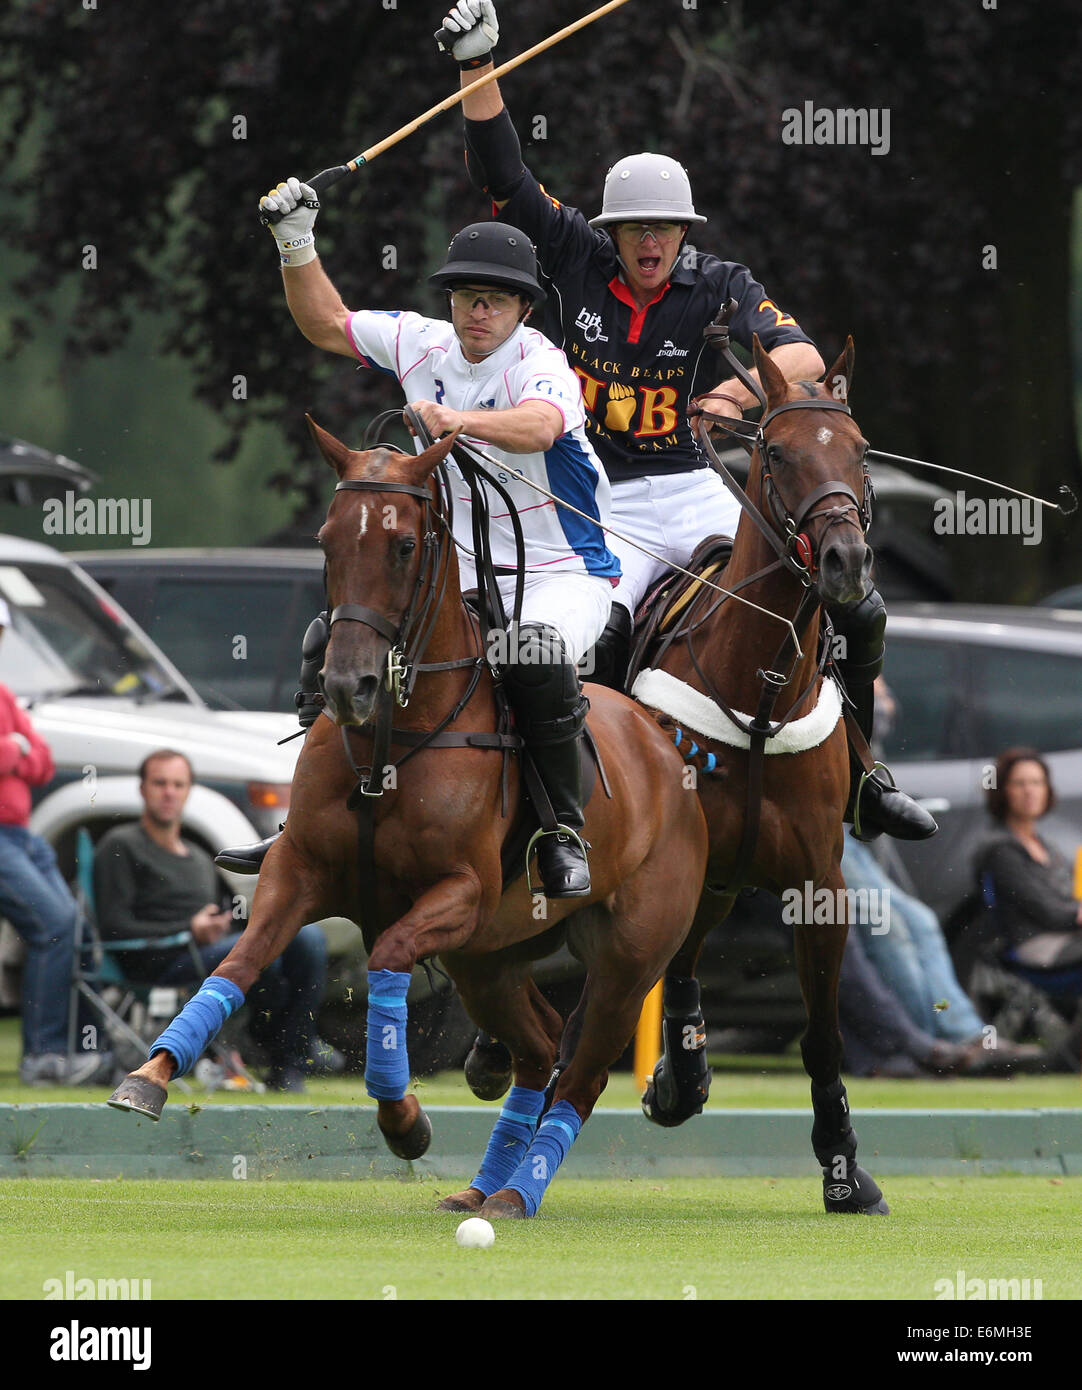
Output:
[
  {"xmin": 258, "ymin": 177, "xmax": 320, "ymax": 267},
  {"xmin": 438, "ymin": 0, "xmax": 498, "ymax": 62}
]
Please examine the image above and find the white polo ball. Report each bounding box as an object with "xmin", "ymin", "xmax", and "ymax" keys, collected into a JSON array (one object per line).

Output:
[{"xmin": 455, "ymin": 1216, "xmax": 496, "ymax": 1249}]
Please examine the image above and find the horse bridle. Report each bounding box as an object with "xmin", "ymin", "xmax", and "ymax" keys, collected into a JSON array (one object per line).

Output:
[
  {"xmin": 327, "ymin": 476, "xmax": 448, "ymax": 709},
  {"xmin": 691, "ymin": 399, "xmax": 873, "ymax": 588},
  {"xmin": 755, "ymin": 399, "xmax": 874, "ymax": 580}
]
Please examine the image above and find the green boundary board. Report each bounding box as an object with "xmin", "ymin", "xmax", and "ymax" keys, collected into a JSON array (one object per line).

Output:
[{"xmin": 2, "ymin": 1105, "xmax": 1081, "ymax": 1179}]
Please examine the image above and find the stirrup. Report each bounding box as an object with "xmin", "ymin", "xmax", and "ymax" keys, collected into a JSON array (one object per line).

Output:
[
  {"xmin": 852, "ymin": 760, "xmax": 893, "ymax": 841},
  {"xmin": 524, "ymin": 823, "xmax": 591, "ymax": 898}
]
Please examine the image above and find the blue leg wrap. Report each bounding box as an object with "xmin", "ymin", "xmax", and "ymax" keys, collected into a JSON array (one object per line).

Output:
[
  {"xmin": 149, "ymin": 976, "xmax": 245, "ymax": 1079},
  {"xmin": 365, "ymin": 969, "xmax": 412, "ymax": 1101},
  {"xmin": 470, "ymin": 1086, "xmax": 546, "ymax": 1198},
  {"xmin": 505, "ymin": 1099, "xmax": 583, "ymax": 1216}
]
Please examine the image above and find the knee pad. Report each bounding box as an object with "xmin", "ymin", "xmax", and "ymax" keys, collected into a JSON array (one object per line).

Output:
[{"xmin": 502, "ymin": 625, "xmax": 587, "ymax": 743}]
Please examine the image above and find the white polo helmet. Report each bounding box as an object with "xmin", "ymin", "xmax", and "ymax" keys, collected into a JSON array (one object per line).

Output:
[{"xmin": 588, "ymin": 153, "xmax": 706, "ymax": 228}]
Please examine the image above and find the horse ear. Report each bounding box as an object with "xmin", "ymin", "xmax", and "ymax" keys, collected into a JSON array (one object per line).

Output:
[
  {"xmin": 751, "ymin": 334, "xmax": 789, "ymax": 410},
  {"xmin": 402, "ymin": 428, "xmax": 461, "ymax": 482},
  {"xmin": 823, "ymin": 337, "xmax": 855, "ymax": 402},
  {"xmin": 306, "ymin": 415, "xmax": 355, "ymax": 478}
]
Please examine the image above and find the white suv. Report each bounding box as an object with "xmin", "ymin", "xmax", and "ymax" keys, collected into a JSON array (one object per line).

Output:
[{"xmin": 0, "ymin": 532, "xmax": 298, "ymax": 890}]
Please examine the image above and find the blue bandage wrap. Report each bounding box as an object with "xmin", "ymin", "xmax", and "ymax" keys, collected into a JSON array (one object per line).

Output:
[
  {"xmin": 365, "ymin": 969, "xmax": 412, "ymax": 1100},
  {"xmin": 149, "ymin": 976, "xmax": 245, "ymax": 1078},
  {"xmin": 470, "ymin": 1086, "xmax": 546, "ymax": 1197},
  {"xmin": 506, "ymin": 1099, "xmax": 583, "ymax": 1217}
]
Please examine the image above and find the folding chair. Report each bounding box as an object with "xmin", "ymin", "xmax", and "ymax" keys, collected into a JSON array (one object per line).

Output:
[{"xmin": 69, "ymin": 829, "xmax": 261, "ymax": 1093}]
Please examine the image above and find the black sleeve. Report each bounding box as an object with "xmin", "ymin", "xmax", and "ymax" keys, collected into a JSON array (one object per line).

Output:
[
  {"xmin": 463, "ymin": 110, "xmax": 526, "ymax": 201},
  {"xmin": 721, "ymin": 261, "xmax": 817, "ymax": 355},
  {"xmin": 980, "ymin": 840, "xmax": 1078, "ymax": 936},
  {"xmin": 93, "ymin": 834, "xmax": 192, "ymax": 942},
  {"xmin": 497, "ymin": 166, "xmax": 609, "ymax": 289}
]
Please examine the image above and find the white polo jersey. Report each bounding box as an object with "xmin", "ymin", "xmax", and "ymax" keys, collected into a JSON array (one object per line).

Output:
[{"xmin": 345, "ymin": 310, "xmax": 620, "ymax": 585}]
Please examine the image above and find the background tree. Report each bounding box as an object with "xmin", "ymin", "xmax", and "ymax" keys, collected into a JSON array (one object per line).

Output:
[{"xmin": 1, "ymin": 0, "xmax": 1079, "ymax": 597}]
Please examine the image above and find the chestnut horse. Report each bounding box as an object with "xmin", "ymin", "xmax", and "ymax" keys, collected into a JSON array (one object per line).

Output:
[
  {"xmin": 110, "ymin": 419, "xmax": 707, "ymax": 1220},
  {"xmin": 631, "ymin": 337, "xmax": 889, "ymax": 1213}
]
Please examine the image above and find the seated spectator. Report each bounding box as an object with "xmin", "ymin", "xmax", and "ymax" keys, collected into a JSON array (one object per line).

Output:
[
  {"xmin": 978, "ymin": 747, "xmax": 1082, "ymax": 980},
  {"xmin": 94, "ymin": 749, "xmax": 340, "ymax": 1091},
  {"xmin": 0, "ymin": 600, "xmax": 109, "ymax": 1084}
]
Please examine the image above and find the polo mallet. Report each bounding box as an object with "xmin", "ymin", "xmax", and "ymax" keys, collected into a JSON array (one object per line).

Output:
[{"xmin": 260, "ymin": 0, "xmax": 632, "ymax": 225}]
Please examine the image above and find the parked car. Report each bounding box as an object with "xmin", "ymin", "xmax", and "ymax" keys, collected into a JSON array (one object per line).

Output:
[
  {"xmin": 1039, "ymin": 585, "xmax": 1082, "ymax": 610},
  {"xmin": 78, "ymin": 548, "xmax": 326, "ymax": 714},
  {"xmin": 878, "ymin": 602, "xmax": 1082, "ymax": 919}
]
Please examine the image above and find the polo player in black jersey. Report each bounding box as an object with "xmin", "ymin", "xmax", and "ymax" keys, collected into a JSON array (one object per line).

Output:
[{"xmin": 435, "ymin": 0, "xmax": 936, "ymax": 847}]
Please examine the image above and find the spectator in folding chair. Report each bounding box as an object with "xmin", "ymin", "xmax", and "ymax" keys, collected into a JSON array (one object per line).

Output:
[
  {"xmin": 0, "ymin": 599, "xmax": 108, "ymax": 1086},
  {"xmin": 979, "ymin": 747, "xmax": 1082, "ymax": 997},
  {"xmin": 93, "ymin": 749, "xmax": 342, "ymax": 1091}
]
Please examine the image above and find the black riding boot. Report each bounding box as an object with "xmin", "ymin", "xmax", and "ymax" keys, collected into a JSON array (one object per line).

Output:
[
  {"xmin": 830, "ymin": 589, "xmax": 937, "ymax": 842},
  {"xmin": 585, "ymin": 603, "xmax": 633, "ymax": 692},
  {"xmin": 215, "ymin": 612, "xmax": 329, "ymax": 875},
  {"xmin": 503, "ymin": 623, "xmax": 591, "ymax": 898}
]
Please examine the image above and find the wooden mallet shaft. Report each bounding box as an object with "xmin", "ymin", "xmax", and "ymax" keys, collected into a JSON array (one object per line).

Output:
[{"xmin": 262, "ymin": 0, "xmax": 632, "ymax": 223}]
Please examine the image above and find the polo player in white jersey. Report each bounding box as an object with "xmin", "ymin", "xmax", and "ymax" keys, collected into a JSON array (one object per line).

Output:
[{"xmin": 218, "ymin": 188, "xmax": 621, "ymax": 898}]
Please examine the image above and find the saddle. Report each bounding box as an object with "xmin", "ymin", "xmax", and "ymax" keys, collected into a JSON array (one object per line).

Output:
[{"xmin": 626, "ymin": 534, "xmax": 734, "ymax": 692}]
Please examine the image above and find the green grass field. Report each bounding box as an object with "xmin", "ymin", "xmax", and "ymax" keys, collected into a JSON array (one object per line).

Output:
[{"xmin": 2, "ymin": 1176, "xmax": 1078, "ymax": 1301}]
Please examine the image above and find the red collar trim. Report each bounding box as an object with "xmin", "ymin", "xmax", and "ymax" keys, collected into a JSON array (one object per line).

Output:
[{"xmin": 607, "ymin": 274, "xmax": 672, "ymax": 344}]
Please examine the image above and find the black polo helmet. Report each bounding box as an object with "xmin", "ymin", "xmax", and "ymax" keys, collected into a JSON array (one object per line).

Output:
[{"xmin": 428, "ymin": 222, "xmax": 546, "ymax": 305}]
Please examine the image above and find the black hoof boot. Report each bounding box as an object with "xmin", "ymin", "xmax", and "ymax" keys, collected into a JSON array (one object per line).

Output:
[
  {"xmin": 215, "ymin": 830, "xmax": 282, "ymax": 875},
  {"xmin": 823, "ymin": 1163, "xmax": 890, "ymax": 1215},
  {"xmin": 464, "ymin": 1032, "xmax": 513, "ymax": 1102},
  {"xmin": 811, "ymin": 1077, "xmax": 888, "ymax": 1214},
  {"xmin": 641, "ymin": 977, "xmax": 711, "ymax": 1128}
]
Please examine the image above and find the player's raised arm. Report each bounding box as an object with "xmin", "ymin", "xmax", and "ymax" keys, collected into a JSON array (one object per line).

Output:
[{"xmin": 258, "ymin": 177, "xmax": 356, "ymax": 357}]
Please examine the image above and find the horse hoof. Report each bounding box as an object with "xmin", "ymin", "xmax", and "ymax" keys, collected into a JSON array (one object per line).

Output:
[
  {"xmin": 464, "ymin": 1034, "xmax": 512, "ymax": 1102},
  {"xmin": 823, "ymin": 1165, "xmax": 890, "ymax": 1215},
  {"xmin": 480, "ymin": 1193, "xmax": 526, "ymax": 1220},
  {"xmin": 437, "ymin": 1188, "xmax": 485, "ymax": 1213},
  {"xmin": 380, "ymin": 1106, "xmax": 432, "ymax": 1161},
  {"xmin": 107, "ymin": 1075, "xmax": 167, "ymax": 1121},
  {"xmin": 640, "ymin": 1067, "xmax": 705, "ymax": 1129}
]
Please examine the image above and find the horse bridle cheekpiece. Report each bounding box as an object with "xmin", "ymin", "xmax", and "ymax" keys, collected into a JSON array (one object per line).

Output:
[
  {"xmin": 329, "ymin": 478, "xmax": 441, "ymax": 709},
  {"xmin": 756, "ymin": 399, "xmax": 874, "ymax": 581}
]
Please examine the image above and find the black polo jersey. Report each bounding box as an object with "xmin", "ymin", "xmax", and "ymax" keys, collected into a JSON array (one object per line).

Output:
[{"xmin": 498, "ymin": 169, "xmax": 816, "ymax": 484}]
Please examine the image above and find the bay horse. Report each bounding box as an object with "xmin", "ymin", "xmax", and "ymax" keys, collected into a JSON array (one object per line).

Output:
[
  {"xmin": 633, "ymin": 336, "xmax": 889, "ymax": 1213},
  {"xmin": 468, "ymin": 337, "xmax": 891, "ymax": 1214},
  {"xmin": 109, "ymin": 418, "xmax": 708, "ymax": 1220}
]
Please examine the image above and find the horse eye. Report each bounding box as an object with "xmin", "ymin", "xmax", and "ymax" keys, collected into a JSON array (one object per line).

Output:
[
  {"xmin": 398, "ymin": 537, "xmax": 417, "ymax": 559},
  {"xmin": 767, "ymin": 443, "xmax": 784, "ymax": 467}
]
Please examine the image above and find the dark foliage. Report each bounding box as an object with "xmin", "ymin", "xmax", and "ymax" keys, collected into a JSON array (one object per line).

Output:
[{"xmin": 3, "ymin": 0, "xmax": 1080, "ymax": 593}]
